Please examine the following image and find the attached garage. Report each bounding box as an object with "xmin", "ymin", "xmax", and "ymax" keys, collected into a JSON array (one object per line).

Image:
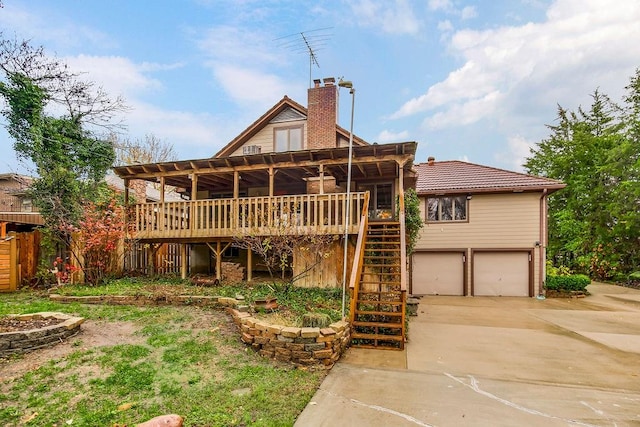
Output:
[
  {"xmin": 412, "ymin": 251, "xmax": 466, "ymax": 296},
  {"xmin": 472, "ymin": 250, "xmax": 532, "ymax": 297}
]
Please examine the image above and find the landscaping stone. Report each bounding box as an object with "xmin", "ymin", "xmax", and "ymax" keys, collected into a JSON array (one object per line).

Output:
[
  {"xmin": 302, "ymin": 313, "xmax": 331, "ymax": 328},
  {"xmin": 301, "ymin": 327, "xmax": 321, "ymax": 338},
  {"xmin": 281, "ymin": 326, "xmax": 301, "ymax": 338},
  {"xmin": 136, "ymin": 414, "xmax": 183, "ymax": 427}
]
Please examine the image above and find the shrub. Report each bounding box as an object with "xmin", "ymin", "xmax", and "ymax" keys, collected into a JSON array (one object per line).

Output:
[
  {"xmin": 629, "ymin": 271, "xmax": 640, "ymax": 281},
  {"xmin": 545, "ymin": 274, "xmax": 591, "ymax": 292}
]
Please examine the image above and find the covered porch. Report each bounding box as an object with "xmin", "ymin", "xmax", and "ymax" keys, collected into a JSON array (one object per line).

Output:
[{"xmin": 112, "ymin": 142, "xmax": 417, "ymax": 283}]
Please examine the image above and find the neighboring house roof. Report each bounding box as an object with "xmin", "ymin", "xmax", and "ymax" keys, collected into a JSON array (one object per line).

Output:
[
  {"xmin": 214, "ymin": 95, "xmax": 368, "ymax": 158},
  {"xmin": 0, "ymin": 173, "xmax": 34, "ymax": 196},
  {"xmin": 105, "ymin": 174, "xmax": 182, "ymax": 202},
  {"xmin": 415, "ymin": 160, "xmax": 565, "ymax": 195}
]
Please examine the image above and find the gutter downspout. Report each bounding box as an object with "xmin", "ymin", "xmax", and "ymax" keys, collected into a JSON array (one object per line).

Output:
[{"xmin": 539, "ymin": 188, "xmax": 548, "ymax": 296}]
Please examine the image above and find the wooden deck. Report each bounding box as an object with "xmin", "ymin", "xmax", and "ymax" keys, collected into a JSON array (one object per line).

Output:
[{"xmin": 129, "ymin": 192, "xmax": 368, "ymax": 241}]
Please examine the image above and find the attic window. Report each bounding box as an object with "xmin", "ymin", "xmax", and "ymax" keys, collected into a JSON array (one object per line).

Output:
[
  {"xmin": 427, "ymin": 196, "xmax": 467, "ymax": 222},
  {"xmin": 274, "ymin": 126, "xmax": 303, "ymax": 152}
]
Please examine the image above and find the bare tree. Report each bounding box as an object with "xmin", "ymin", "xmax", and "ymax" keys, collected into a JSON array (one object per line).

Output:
[
  {"xmin": 0, "ymin": 34, "xmax": 128, "ymax": 132},
  {"xmin": 113, "ymin": 133, "xmax": 178, "ymax": 166},
  {"xmin": 232, "ymin": 203, "xmax": 337, "ymax": 288}
]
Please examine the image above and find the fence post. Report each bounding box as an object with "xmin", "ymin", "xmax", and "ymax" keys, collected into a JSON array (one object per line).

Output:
[{"xmin": 9, "ymin": 231, "xmax": 17, "ymax": 291}]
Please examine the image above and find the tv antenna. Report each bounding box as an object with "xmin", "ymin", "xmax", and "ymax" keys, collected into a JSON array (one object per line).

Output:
[{"xmin": 275, "ymin": 27, "xmax": 333, "ymax": 88}]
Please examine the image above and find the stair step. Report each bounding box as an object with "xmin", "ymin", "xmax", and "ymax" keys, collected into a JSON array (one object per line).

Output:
[
  {"xmin": 358, "ymin": 282, "xmax": 401, "ymax": 286},
  {"xmin": 355, "ymin": 309, "xmax": 403, "ymax": 316},
  {"xmin": 358, "ymin": 290, "xmax": 400, "ymax": 295},
  {"xmin": 357, "ymin": 299, "xmax": 403, "ymax": 304},
  {"xmin": 351, "ymin": 332, "xmax": 404, "ymax": 342},
  {"xmin": 352, "ymin": 321, "xmax": 403, "ymax": 328}
]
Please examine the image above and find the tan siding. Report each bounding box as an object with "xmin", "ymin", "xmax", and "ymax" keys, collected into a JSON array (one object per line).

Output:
[
  {"xmin": 229, "ymin": 120, "xmax": 307, "ymax": 156},
  {"xmin": 416, "ymin": 193, "xmax": 540, "ymax": 249},
  {"xmin": 415, "ymin": 192, "xmax": 543, "ymax": 296}
]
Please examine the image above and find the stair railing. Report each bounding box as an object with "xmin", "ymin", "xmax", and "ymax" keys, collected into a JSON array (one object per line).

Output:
[
  {"xmin": 398, "ymin": 190, "xmax": 408, "ymax": 343},
  {"xmin": 348, "ymin": 193, "xmax": 369, "ymax": 323}
]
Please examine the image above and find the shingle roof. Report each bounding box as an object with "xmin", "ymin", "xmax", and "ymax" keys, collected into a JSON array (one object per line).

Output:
[{"xmin": 415, "ymin": 160, "xmax": 565, "ymax": 194}]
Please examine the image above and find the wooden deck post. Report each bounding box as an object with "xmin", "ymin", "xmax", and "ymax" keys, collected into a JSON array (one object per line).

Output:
[
  {"xmin": 268, "ymin": 167, "xmax": 274, "ymax": 197},
  {"xmin": 160, "ymin": 177, "xmax": 165, "ymax": 203},
  {"xmin": 216, "ymin": 241, "xmax": 222, "ymax": 281},
  {"xmin": 9, "ymin": 231, "xmax": 17, "ymax": 291},
  {"xmin": 319, "ymin": 164, "xmax": 324, "ymax": 195},
  {"xmin": 247, "ymin": 249, "xmax": 253, "ymax": 282},
  {"xmin": 180, "ymin": 244, "xmax": 187, "ymax": 279}
]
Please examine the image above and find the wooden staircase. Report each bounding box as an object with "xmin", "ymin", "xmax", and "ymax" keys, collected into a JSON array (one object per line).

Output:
[{"xmin": 350, "ymin": 221, "xmax": 406, "ymax": 350}]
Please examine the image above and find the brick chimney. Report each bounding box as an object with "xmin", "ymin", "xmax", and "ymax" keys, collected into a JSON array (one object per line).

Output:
[{"xmin": 307, "ymin": 77, "xmax": 338, "ymax": 150}]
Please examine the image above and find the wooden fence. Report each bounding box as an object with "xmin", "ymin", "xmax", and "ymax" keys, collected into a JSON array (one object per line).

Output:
[
  {"xmin": 124, "ymin": 242, "xmax": 185, "ymax": 275},
  {"xmin": 0, "ymin": 231, "xmax": 40, "ymax": 292}
]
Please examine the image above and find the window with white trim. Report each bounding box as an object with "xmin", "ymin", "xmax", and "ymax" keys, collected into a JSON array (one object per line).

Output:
[
  {"xmin": 427, "ymin": 196, "xmax": 467, "ymax": 221},
  {"xmin": 274, "ymin": 126, "xmax": 303, "ymax": 152}
]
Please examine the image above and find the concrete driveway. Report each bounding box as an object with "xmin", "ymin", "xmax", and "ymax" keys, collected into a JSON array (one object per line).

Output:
[{"xmin": 295, "ymin": 283, "xmax": 640, "ymax": 426}]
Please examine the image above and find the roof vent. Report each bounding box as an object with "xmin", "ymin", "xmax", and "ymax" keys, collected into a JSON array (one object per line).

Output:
[
  {"xmin": 243, "ymin": 145, "xmax": 261, "ymax": 155},
  {"xmin": 427, "ymin": 156, "xmax": 436, "ymax": 166}
]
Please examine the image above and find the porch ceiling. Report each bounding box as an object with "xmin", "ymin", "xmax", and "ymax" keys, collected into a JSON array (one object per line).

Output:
[{"xmin": 113, "ymin": 142, "xmax": 417, "ymax": 193}]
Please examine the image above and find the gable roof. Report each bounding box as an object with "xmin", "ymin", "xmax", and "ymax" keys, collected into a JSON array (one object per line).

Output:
[
  {"xmin": 214, "ymin": 95, "xmax": 368, "ymax": 158},
  {"xmin": 415, "ymin": 160, "xmax": 565, "ymax": 195}
]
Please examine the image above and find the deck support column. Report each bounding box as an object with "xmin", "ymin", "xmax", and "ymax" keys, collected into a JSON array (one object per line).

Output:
[
  {"xmin": 268, "ymin": 167, "xmax": 274, "ymax": 197},
  {"xmin": 319, "ymin": 164, "xmax": 324, "ymax": 195},
  {"xmin": 180, "ymin": 244, "xmax": 188, "ymax": 279},
  {"xmin": 247, "ymin": 249, "xmax": 253, "ymax": 282},
  {"xmin": 160, "ymin": 177, "xmax": 165, "ymax": 203},
  {"xmin": 216, "ymin": 241, "xmax": 222, "ymax": 281}
]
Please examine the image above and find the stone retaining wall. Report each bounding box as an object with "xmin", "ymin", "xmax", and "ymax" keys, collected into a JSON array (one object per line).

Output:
[
  {"xmin": 49, "ymin": 294, "xmax": 350, "ymax": 367},
  {"xmin": 0, "ymin": 312, "xmax": 84, "ymax": 357},
  {"xmin": 227, "ymin": 308, "xmax": 350, "ymax": 367}
]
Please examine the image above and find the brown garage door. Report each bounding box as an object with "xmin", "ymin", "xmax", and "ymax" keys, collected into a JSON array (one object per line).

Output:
[
  {"xmin": 412, "ymin": 252, "xmax": 465, "ymax": 296},
  {"xmin": 473, "ymin": 251, "xmax": 531, "ymax": 296}
]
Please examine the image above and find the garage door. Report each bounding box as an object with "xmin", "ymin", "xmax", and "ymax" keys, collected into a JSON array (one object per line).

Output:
[
  {"xmin": 473, "ymin": 251, "xmax": 530, "ymax": 296},
  {"xmin": 412, "ymin": 252, "xmax": 465, "ymax": 296}
]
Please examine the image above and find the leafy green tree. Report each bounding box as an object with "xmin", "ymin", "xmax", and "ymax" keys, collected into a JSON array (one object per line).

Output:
[
  {"xmin": 525, "ymin": 70, "xmax": 640, "ymax": 280},
  {"xmin": 0, "ymin": 35, "xmax": 126, "ymax": 247}
]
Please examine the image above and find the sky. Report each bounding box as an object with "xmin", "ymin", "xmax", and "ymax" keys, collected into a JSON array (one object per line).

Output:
[{"xmin": 1, "ymin": 0, "xmax": 640, "ymax": 175}]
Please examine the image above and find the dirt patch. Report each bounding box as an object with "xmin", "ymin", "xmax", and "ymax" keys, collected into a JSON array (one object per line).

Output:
[{"xmin": 0, "ymin": 320, "xmax": 142, "ymax": 383}]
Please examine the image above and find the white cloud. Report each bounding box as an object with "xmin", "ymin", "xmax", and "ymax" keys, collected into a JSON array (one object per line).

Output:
[
  {"xmin": 460, "ymin": 6, "xmax": 477, "ymax": 20},
  {"xmin": 428, "ymin": 0, "xmax": 453, "ymax": 12},
  {"xmin": 377, "ymin": 129, "xmax": 410, "ymax": 142},
  {"xmin": 348, "ymin": 0, "xmax": 421, "ymax": 35},
  {"xmin": 123, "ymin": 100, "xmax": 225, "ymax": 158},
  {"xmin": 0, "ymin": 3, "xmax": 115, "ymax": 51},
  {"xmin": 392, "ymin": 0, "xmax": 640, "ymax": 135},
  {"xmin": 212, "ymin": 65, "xmax": 290, "ymax": 108},
  {"xmin": 437, "ymin": 20, "xmax": 454, "ymax": 32},
  {"xmin": 198, "ymin": 25, "xmax": 282, "ymax": 65},
  {"xmin": 494, "ymin": 135, "xmax": 535, "ymax": 172},
  {"xmin": 423, "ymin": 90, "xmax": 502, "ymax": 129},
  {"xmin": 65, "ymin": 55, "xmax": 166, "ymax": 98}
]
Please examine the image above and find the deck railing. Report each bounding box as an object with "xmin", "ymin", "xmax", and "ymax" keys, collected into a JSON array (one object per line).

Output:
[{"xmin": 130, "ymin": 192, "xmax": 367, "ymax": 240}]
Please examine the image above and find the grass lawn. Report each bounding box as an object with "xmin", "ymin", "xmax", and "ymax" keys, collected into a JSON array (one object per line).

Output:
[{"xmin": 0, "ymin": 283, "xmax": 335, "ymax": 426}]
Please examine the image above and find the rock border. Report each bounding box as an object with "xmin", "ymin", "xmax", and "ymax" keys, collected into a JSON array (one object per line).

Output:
[
  {"xmin": 0, "ymin": 312, "xmax": 85, "ymax": 357},
  {"xmin": 49, "ymin": 294, "xmax": 350, "ymax": 367}
]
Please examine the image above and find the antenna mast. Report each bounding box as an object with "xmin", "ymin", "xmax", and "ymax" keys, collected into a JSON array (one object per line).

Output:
[{"xmin": 276, "ymin": 27, "xmax": 333, "ymax": 87}]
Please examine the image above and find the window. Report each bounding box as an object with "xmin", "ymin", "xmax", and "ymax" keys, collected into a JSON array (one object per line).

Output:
[
  {"xmin": 427, "ymin": 196, "xmax": 467, "ymax": 221},
  {"xmin": 274, "ymin": 126, "xmax": 303, "ymax": 152},
  {"xmin": 223, "ymin": 247, "xmax": 240, "ymax": 258}
]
